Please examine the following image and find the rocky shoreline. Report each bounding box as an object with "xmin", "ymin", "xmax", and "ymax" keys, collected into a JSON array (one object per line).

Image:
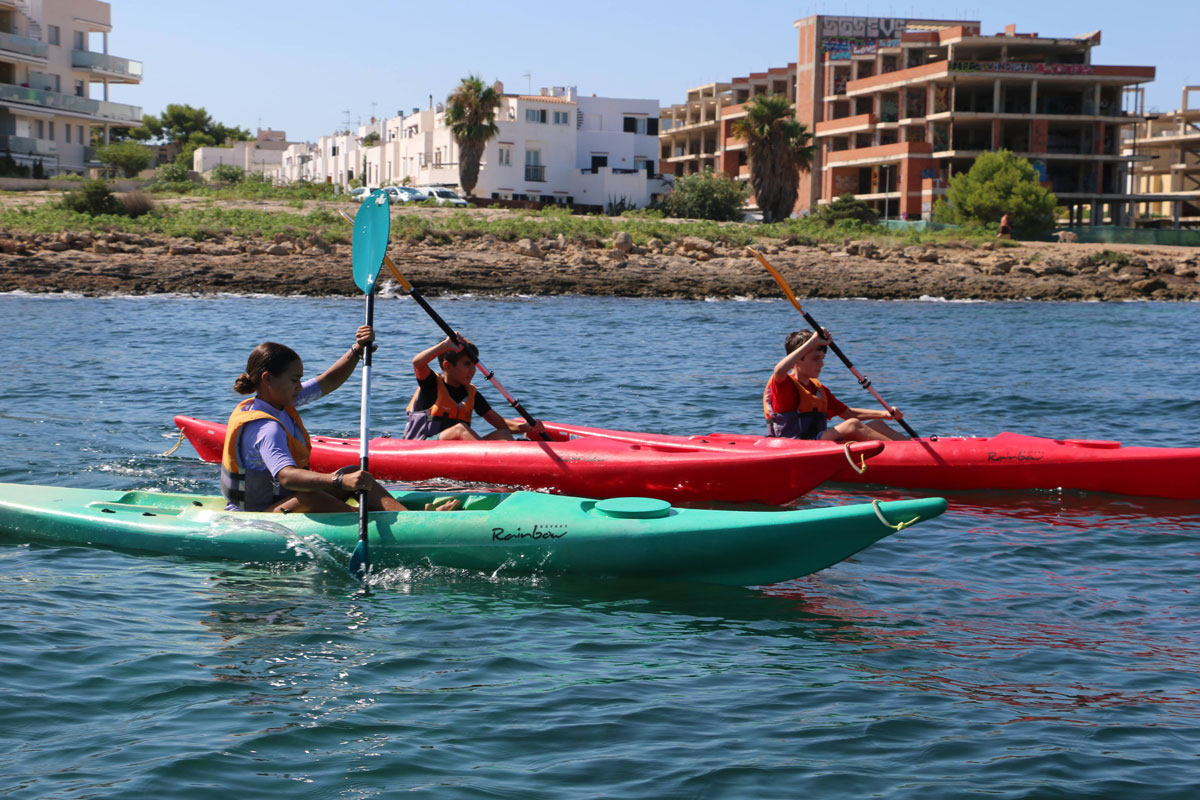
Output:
[{"xmin": 2, "ymin": 227, "xmax": 1199, "ymax": 301}]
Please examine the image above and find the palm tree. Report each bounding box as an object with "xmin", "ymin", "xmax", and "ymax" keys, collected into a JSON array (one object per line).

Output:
[
  {"xmin": 445, "ymin": 75, "xmax": 502, "ymax": 198},
  {"xmin": 731, "ymin": 95, "xmax": 815, "ymax": 223}
]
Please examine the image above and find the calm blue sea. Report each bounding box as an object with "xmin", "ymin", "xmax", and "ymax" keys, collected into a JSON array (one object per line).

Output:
[{"xmin": 1, "ymin": 292, "xmax": 1198, "ymax": 799}]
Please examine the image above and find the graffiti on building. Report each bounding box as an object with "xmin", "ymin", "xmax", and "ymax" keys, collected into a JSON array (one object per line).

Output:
[
  {"xmin": 906, "ymin": 90, "xmax": 926, "ymax": 118},
  {"xmin": 949, "ymin": 61, "xmax": 1095, "ymax": 75},
  {"xmin": 932, "ymin": 124, "xmax": 950, "ymax": 152},
  {"xmin": 820, "ymin": 16, "xmax": 908, "ymax": 38},
  {"xmin": 933, "ymin": 85, "xmax": 949, "ymax": 114},
  {"xmin": 831, "ymin": 73, "xmax": 849, "ymax": 95},
  {"xmin": 822, "ymin": 37, "xmax": 902, "ymax": 59}
]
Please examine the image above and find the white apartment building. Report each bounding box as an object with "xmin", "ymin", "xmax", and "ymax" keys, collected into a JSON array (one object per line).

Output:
[
  {"xmin": 382, "ymin": 84, "xmax": 670, "ymax": 207},
  {"xmin": 0, "ymin": 0, "xmax": 141, "ymax": 175},
  {"xmin": 278, "ymin": 85, "xmax": 670, "ymax": 208},
  {"xmin": 192, "ymin": 128, "xmax": 293, "ymax": 177}
]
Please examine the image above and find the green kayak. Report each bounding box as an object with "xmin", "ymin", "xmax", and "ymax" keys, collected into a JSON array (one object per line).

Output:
[{"xmin": 0, "ymin": 483, "xmax": 948, "ymax": 586}]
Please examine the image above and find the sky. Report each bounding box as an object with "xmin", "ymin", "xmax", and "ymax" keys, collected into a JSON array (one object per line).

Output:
[{"xmin": 105, "ymin": 0, "xmax": 1195, "ymax": 142}]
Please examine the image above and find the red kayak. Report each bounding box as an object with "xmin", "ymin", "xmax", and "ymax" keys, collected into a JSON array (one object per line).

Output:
[
  {"xmin": 539, "ymin": 422, "xmax": 1200, "ymax": 500},
  {"xmin": 172, "ymin": 415, "xmax": 883, "ymax": 505}
]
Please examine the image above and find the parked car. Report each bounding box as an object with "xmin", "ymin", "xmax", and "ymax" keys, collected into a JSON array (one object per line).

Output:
[
  {"xmin": 349, "ymin": 186, "xmax": 380, "ymax": 201},
  {"xmin": 416, "ymin": 186, "xmax": 469, "ymax": 207},
  {"xmin": 384, "ymin": 186, "xmax": 424, "ymax": 204}
]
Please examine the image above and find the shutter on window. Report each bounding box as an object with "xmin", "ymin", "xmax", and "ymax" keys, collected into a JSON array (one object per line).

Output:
[
  {"xmin": 647, "ymin": 118, "xmax": 659, "ymax": 136},
  {"xmin": 623, "ymin": 117, "xmax": 637, "ymax": 133}
]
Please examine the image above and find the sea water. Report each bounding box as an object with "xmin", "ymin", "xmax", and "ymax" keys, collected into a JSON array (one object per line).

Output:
[{"xmin": 0, "ymin": 293, "xmax": 1198, "ymax": 798}]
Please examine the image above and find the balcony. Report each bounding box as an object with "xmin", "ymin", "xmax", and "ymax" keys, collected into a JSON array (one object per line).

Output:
[
  {"xmin": 0, "ymin": 30, "xmax": 48, "ymax": 61},
  {"xmin": 0, "ymin": 83, "xmax": 142, "ymax": 123},
  {"xmin": 71, "ymin": 50, "xmax": 144, "ymax": 83},
  {"xmin": 0, "ymin": 134, "xmax": 56, "ymax": 156},
  {"xmin": 524, "ymin": 164, "xmax": 545, "ymax": 182}
]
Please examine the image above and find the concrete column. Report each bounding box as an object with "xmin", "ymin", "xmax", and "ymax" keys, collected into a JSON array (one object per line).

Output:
[
  {"xmin": 993, "ymin": 79, "xmax": 1001, "ymax": 114},
  {"xmin": 1030, "ymin": 80, "xmax": 1038, "ymax": 114},
  {"xmin": 1094, "ymin": 84, "xmax": 1102, "ymax": 115}
]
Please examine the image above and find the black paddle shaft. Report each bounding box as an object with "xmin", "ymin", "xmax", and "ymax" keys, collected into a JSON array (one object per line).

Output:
[
  {"xmin": 800, "ymin": 309, "xmax": 920, "ymax": 439},
  {"xmin": 357, "ymin": 289, "xmax": 375, "ymax": 586},
  {"xmin": 407, "ymin": 287, "xmax": 545, "ymax": 434}
]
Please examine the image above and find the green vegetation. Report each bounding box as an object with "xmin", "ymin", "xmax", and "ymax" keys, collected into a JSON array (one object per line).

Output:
[
  {"xmin": 155, "ymin": 162, "xmax": 191, "ymax": 182},
  {"xmin": 816, "ymin": 193, "xmax": 878, "ymax": 226},
  {"xmin": 731, "ymin": 94, "xmax": 814, "ymax": 224},
  {"xmin": 59, "ymin": 180, "xmax": 125, "ymax": 216},
  {"xmin": 132, "ymin": 103, "xmax": 253, "ymax": 169},
  {"xmin": 96, "ymin": 140, "xmax": 153, "ymax": 178},
  {"xmin": 657, "ymin": 169, "xmax": 748, "ymax": 222},
  {"xmin": 933, "ymin": 149, "xmax": 1057, "ymax": 236},
  {"xmin": 445, "ymin": 75, "xmax": 502, "ymax": 198},
  {"xmin": 2, "ymin": 186, "xmax": 1011, "ymax": 250},
  {"xmin": 210, "ymin": 163, "xmax": 245, "ymax": 184}
]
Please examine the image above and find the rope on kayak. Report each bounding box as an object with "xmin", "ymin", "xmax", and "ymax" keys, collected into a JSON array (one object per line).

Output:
[
  {"xmin": 160, "ymin": 428, "xmax": 187, "ymax": 457},
  {"xmin": 843, "ymin": 443, "xmax": 868, "ymax": 475},
  {"xmin": 871, "ymin": 500, "xmax": 920, "ymax": 531}
]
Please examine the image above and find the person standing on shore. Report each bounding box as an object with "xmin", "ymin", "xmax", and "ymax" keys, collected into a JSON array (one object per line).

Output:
[
  {"xmin": 998, "ymin": 212, "xmax": 1013, "ymax": 239},
  {"xmin": 763, "ymin": 328, "xmax": 906, "ymax": 442}
]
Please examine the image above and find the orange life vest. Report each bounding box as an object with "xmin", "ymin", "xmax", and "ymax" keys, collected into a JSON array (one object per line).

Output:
[
  {"xmin": 763, "ymin": 375, "xmax": 830, "ymax": 439},
  {"xmin": 220, "ymin": 398, "xmax": 312, "ymax": 508}
]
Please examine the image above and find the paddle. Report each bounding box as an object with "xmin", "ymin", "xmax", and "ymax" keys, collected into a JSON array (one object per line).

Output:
[
  {"xmin": 336, "ymin": 208, "xmax": 549, "ymax": 441},
  {"xmin": 747, "ymin": 247, "xmax": 920, "ymax": 439},
  {"xmin": 346, "ymin": 190, "xmax": 391, "ymax": 589}
]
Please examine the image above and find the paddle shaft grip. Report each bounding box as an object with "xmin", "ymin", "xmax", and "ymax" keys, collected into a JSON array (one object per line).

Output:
[
  {"xmin": 801, "ymin": 309, "xmax": 919, "ymax": 439},
  {"xmin": 407, "ymin": 287, "xmax": 548, "ymax": 439}
]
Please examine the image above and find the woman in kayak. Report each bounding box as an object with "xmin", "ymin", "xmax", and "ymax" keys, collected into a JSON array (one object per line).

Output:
[
  {"xmin": 764, "ymin": 328, "xmax": 906, "ymax": 442},
  {"xmin": 222, "ymin": 326, "xmax": 458, "ymax": 513}
]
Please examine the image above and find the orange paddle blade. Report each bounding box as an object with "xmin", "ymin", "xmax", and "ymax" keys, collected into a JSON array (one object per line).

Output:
[{"xmin": 746, "ymin": 248, "xmax": 804, "ymax": 314}]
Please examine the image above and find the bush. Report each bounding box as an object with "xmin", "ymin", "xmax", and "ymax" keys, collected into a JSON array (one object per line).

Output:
[
  {"xmin": 117, "ymin": 191, "xmax": 156, "ymax": 218},
  {"xmin": 210, "ymin": 163, "xmax": 245, "ymax": 184},
  {"xmin": 932, "ymin": 149, "xmax": 1056, "ymax": 237},
  {"xmin": 156, "ymin": 162, "xmax": 191, "ymax": 182},
  {"xmin": 817, "ymin": 193, "xmax": 878, "ymax": 226},
  {"xmin": 60, "ymin": 180, "xmax": 125, "ymax": 216},
  {"xmin": 657, "ymin": 169, "xmax": 748, "ymax": 221}
]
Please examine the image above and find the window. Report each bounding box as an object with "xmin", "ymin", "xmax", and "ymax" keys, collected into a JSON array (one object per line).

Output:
[
  {"xmin": 48, "ymin": 122, "xmax": 54, "ymax": 141},
  {"xmin": 77, "ymin": 125, "xmax": 84, "ymax": 145},
  {"xmin": 34, "ymin": 120, "xmax": 43, "ymax": 138},
  {"xmin": 74, "ymin": 80, "xmax": 84, "ymax": 97},
  {"xmin": 498, "ymin": 147, "xmax": 512, "ymax": 166},
  {"xmin": 66, "ymin": 125, "xmax": 71, "ymax": 144},
  {"xmin": 73, "ymin": 31, "xmax": 85, "ymax": 50},
  {"xmin": 553, "ymin": 110, "xmax": 569, "ymax": 125},
  {"xmin": 623, "ymin": 116, "xmax": 647, "ymax": 135},
  {"xmin": 525, "ymin": 149, "xmax": 544, "ymax": 181},
  {"xmin": 525, "ymin": 108, "xmax": 547, "ymax": 124},
  {"xmin": 48, "ymin": 25, "xmax": 60, "ymax": 45},
  {"xmin": 331, "ymin": 145, "xmax": 338, "ymax": 156}
]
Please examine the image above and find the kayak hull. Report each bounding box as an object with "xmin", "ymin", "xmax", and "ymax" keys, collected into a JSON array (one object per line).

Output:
[
  {"xmin": 0, "ymin": 483, "xmax": 947, "ymax": 586},
  {"xmin": 173, "ymin": 415, "xmax": 883, "ymax": 506},
  {"xmin": 541, "ymin": 423, "xmax": 1200, "ymax": 500}
]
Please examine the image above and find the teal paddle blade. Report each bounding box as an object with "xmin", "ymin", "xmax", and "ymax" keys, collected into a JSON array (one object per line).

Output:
[{"xmin": 352, "ymin": 190, "xmax": 391, "ymax": 294}]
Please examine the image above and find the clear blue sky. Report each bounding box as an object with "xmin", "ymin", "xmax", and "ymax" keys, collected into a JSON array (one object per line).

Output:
[{"xmin": 107, "ymin": 0, "xmax": 1194, "ymax": 141}]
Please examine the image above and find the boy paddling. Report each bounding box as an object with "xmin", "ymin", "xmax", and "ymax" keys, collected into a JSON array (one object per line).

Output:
[
  {"xmin": 765, "ymin": 328, "xmax": 906, "ymax": 442},
  {"xmin": 403, "ymin": 335, "xmax": 540, "ymax": 441}
]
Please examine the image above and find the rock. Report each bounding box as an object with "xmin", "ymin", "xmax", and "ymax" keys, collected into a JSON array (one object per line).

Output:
[
  {"xmin": 169, "ymin": 243, "xmax": 201, "ymax": 255},
  {"xmin": 983, "ymin": 259, "xmax": 1016, "ymax": 275},
  {"xmin": 680, "ymin": 236, "xmax": 715, "ymax": 254},
  {"xmin": 612, "ymin": 231, "xmax": 633, "ymax": 253},
  {"xmin": 272, "ymin": 232, "xmax": 295, "ymax": 245},
  {"xmin": 515, "ymin": 238, "xmax": 542, "ymax": 259},
  {"xmin": 265, "ymin": 243, "xmax": 293, "ymax": 256},
  {"xmin": 44, "ymin": 241, "xmax": 69, "ymax": 252},
  {"xmin": 93, "ymin": 242, "xmax": 119, "ymax": 254},
  {"xmin": 555, "ymin": 233, "xmax": 567, "ymax": 251},
  {"xmin": 1132, "ymin": 277, "xmax": 1167, "ymax": 293},
  {"xmin": 646, "ymin": 238, "xmax": 664, "ymax": 252}
]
